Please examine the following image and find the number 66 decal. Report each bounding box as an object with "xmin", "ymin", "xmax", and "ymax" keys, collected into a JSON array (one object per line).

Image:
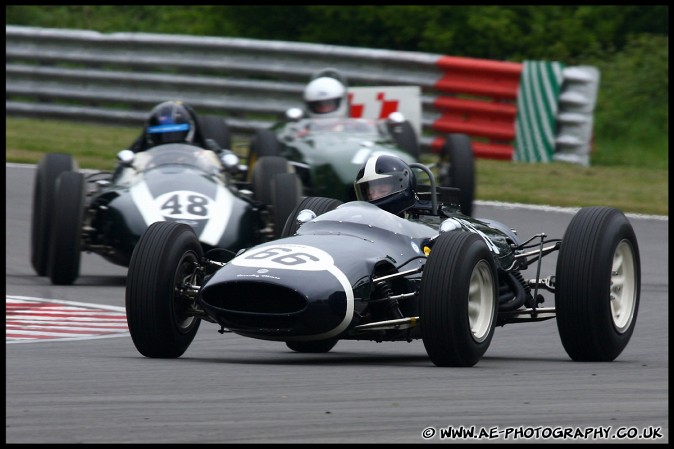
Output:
[{"xmin": 234, "ymin": 244, "xmax": 335, "ymax": 271}]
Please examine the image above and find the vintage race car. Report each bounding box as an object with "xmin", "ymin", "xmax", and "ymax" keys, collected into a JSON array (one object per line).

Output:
[
  {"xmin": 247, "ymin": 112, "xmax": 476, "ymax": 216},
  {"xmin": 125, "ymin": 163, "xmax": 641, "ymax": 367},
  {"xmin": 31, "ymin": 135, "xmax": 302, "ymax": 286}
]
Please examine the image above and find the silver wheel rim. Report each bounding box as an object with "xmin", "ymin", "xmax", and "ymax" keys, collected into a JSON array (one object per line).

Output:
[
  {"xmin": 468, "ymin": 260, "xmax": 495, "ymax": 343},
  {"xmin": 610, "ymin": 239, "xmax": 637, "ymax": 333},
  {"xmin": 174, "ymin": 254, "xmax": 199, "ymax": 333}
]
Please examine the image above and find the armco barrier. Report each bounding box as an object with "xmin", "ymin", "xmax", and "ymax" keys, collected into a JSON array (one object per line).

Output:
[{"xmin": 5, "ymin": 25, "xmax": 597, "ymax": 164}]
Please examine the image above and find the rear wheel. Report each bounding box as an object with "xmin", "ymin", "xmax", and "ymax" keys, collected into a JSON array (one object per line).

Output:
[
  {"xmin": 556, "ymin": 207, "xmax": 640, "ymax": 361},
  {"xmin": 47, "ymin": 171, "xmax": 85, "ymax": 285},
  {"xmin": 281, "ymin": 196, "xmax": 343, "ymax": 237},
  {"xmin": 251, "ymin": 156, "xmax": 295, "ymax": 206},
  {"xmin": 438, "ymin": 134, "xmax": 475, "ymax": 216},
  {"xmin": 31, "ymin": 153, "xmax": 75, "ymax": 275},
  {"xmin": 271, "ymin": 172, "xmax": 303, "ymax": 238},
  {"xmin": 126, "ymin": 221, "xmax": 203, "ymax": 358},
  {"xmin": 286, "ymin": 339, "xmax": 338, "ymax": 353},
  {"xmin": 247, "ymin": 129, "xmax": 282, "ymax": 181},
  {"xmin": 199, "ymin": 114, "xmax": 231, "ymax": 150},
  {"xmin": 420, "ymin": 232, "xmax": 497, "ymax": 367}
]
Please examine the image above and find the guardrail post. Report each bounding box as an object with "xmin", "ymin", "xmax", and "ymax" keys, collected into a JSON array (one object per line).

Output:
[{"xmin": 553, "ymin": 66, "xmax": 600, "ymax": 167}]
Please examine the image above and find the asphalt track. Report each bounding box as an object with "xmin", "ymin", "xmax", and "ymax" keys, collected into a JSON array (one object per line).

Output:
[{"xmin": 5, "ymin": 163, "xmax": 669, "ymax": 444}]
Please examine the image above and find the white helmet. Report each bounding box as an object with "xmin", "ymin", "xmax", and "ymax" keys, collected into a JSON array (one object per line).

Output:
[{"xmin": 303, "ymin": 76, "xmax": 348, "ymax": 119}]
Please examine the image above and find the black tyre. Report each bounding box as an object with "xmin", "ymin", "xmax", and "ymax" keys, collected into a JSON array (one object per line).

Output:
[
  {"xmin": 271, "ymin": 172, "xmax": 303, "ymax": 239},
  {"xmin": 438, "ymin": 134, "xmax": 475, "ymax": 216},
  {"xmin": 420, "ymin": 232, "xmax": 497, "ymax": 367},
  {"xmin": 286, "ymin": 339, "xmax": 338, "ymax": 353},
  {"xmin": 388, "ymin": 119, "xmax": 419, "ymax": 159},
  {"xmin": 47, "ymin": 171, "xmax": 85, "ymax": 285},
  {"xmin": 281, "ymin": 196, "xmax": 344, "ymax": 237},
  {"xmin": 31, "ymin": 153, "xmax": 75, "ymax": 276},
  {"xmin": 251, "ymin": 156, "xmax": 294, "ymax": 206},
  {"xmin": 247, "ymin": 129, "xmax": 282, "ymax": 181},
  {"xmin": 126, "ymin": 221, "xmax": 203, "ymax": 358},
  {"xmin": 199, "ymin": 114, "xmax": 231, "ymax": 150},
  {"xmin": 556, "ymin": 207, "xmax": 641, "ymax": 362}
]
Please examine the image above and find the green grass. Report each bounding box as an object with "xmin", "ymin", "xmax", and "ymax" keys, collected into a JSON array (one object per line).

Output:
[{"xmin": 5, "ymin": 117, "xmax": 668, "ymax": 216}]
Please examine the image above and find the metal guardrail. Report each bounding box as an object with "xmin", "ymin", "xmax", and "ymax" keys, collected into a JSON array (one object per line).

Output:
[
  {"xmin": 6, "ymin": 25, "xmax": 597, "ymax": 163},
  {"xmin": 6, "ymin": 26, "xmax": 450, "ymax": 150}
]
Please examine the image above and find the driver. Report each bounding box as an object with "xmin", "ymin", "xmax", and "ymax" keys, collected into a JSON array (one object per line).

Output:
[
  {"xmin": 129, "ymin": 100, "xmax": 206, "ymax": 153},
  {"xmin": 116, "ymin": 100, "xmax": 239, "ymax": 178},
  {"xmin": 353, "ymin": 154, "xmax": 417, "ymax": 216},
  {"xmin": 303, "ymin": 69, "xmax": 350, "ymax": 119}
]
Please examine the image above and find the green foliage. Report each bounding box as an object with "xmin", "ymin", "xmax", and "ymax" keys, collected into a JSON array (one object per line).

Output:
[
  {"xmin": 6, "ymin": 5, "xmax": 668, "ymax": 57},
  {"xmin": 586, "ymin": 34, "xmax": 668, "ymax": 169}
]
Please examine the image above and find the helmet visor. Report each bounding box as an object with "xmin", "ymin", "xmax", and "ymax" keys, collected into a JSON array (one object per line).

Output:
[
  {"xmin": 355, "ymin": 176, "xmax": 406, "ymax": 202},
  {"xmin": 147, "ymin": 123, "xmax": 191, "ymax": 145},
  {"xmin": 308, "ymin": 98, "xmax": 341, "ymax": 115}
]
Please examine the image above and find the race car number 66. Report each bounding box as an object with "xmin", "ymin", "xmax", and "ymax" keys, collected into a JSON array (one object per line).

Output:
[{"xmin": 232, "ymin": 244, "xmax": 335, "ymax": 271}]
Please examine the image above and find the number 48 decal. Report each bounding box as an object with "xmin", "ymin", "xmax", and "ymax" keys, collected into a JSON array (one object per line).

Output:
[{"xmin": 155, "ymin": 191, "xmax": 212, "ymax": 219}]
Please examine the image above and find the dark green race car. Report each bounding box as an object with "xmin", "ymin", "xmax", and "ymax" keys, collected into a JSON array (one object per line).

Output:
[{"xmin": 247, "ymin": 111, "xmax": 476, "ymax": 216}]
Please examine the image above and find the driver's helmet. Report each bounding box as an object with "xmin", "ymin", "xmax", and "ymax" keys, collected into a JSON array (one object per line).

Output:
[
  {"xmin": 303, "ymin": 76, "xmax": 348, "ymax": 119},
  {"xmin": 354, "ymin": 154, "xmax": 417, "ymax": 215},
  {"xmin": 145, "ymin": 100, "xmax": 196, "ymax": 146}
]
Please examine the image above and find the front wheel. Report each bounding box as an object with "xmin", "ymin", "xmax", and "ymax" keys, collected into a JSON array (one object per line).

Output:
[
  {"xmin": 420, "ymin": 232, "xmax": 497, "ymax": 367},
  {"xmin": 388, "ymin": 119, "xmax": 419, "ymax": 159},
  {"xmin": 31, "ymin": 153, "xmax": 75, "ymax": 275},
  {"xmin": 438, "ymin": 134, "xmax": 475, "ymax": 216},
  {"xmin": 556, "ymin": 207, "xmax": 640, "ymax": 361},
  {"xmin": 126, "ymin": 221, "xmax": 203, "ymax": 358}
]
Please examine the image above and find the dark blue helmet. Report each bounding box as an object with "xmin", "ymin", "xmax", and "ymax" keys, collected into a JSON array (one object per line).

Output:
[
  {"xmin": 145, "ymin": 101, "xmax": 196, "ymax": 146},
  {"xmin": 354, "ymin": 154, "xmax": 417, "ymax": 215}
]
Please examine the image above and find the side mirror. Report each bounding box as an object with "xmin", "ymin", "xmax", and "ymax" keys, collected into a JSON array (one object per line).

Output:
[
  {"xmin": 296, "ymin": 208, "xmax": 317, "ymax": 225},
  {"xmin": 116, "ymin": 149, "xmax": 135, "ymax": 166},
  {"xmin": 439, "ymin": 218, "xmax": 461, "ymax": 233},
  {"xmin": 285, "ymin": 107, "xmax": 305, "ymax": 121},
  {"xmin": 220, "ymin": 152, "xmax": 240, "ymax": 172}
]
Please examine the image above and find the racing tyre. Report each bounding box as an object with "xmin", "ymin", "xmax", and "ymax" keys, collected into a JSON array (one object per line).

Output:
[
  {"xmin": 252, "ymin": 156, "xmax": 295, "ymax": 206},
  {"xmin": 438, "ymin": 134, "xmax": 475, "ymax": 216},
  {"xmin": 388, "ymin": 119, "xmax": 419, "ymax": 159},
  {"xmin": 247, "ymin": 129, "xmax": 282, "ymax": 181},
  {"xmin": 271, "ymin": 172, "xmax": 303, "ymax": 238},
  {"xmin": 420, "ymin": 232, "xmax": 497, "ymax": 367},
  {"xmin": 47, "ymin": 171, "xmax": 85, "ymax": 285},
  {"xmin": 126, "ymin": 221, "xmax": 203, "ymax": 358},
  {"xmin": 199, "ymin": 114, "xmax": 231, "ymax": 150},
  {"xmin": 286, "ymin": 339, "xmax": 338, "ymax": 353},
  {"xmin": 31, "ymin": 153, "xmax": 75, "ymax": 276},
  {"xmin": 281, "ymin": 196, "xmax": 343, "ymax": 237},
  {"xmin": 556, "ymin": 207, "xmax": 640, "ymax": 362}
]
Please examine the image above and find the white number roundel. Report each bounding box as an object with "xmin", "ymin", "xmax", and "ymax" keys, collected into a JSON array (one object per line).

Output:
[
  {"xmin": 154, "ymin": 191, "xmax": 212, "ymax": 220},
  {"xmin": 232, "ymin": 244, "xmax": 335, "ymax": 271}
]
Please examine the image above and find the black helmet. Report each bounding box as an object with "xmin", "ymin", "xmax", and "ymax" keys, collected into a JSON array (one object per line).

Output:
[
  {"xmin": 145, "ymin": 101, "xmax": 196, "ymax": 146},
  {"xmin": 354, "ymin": 154, "xmax": 417, "ymax": 215}
]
